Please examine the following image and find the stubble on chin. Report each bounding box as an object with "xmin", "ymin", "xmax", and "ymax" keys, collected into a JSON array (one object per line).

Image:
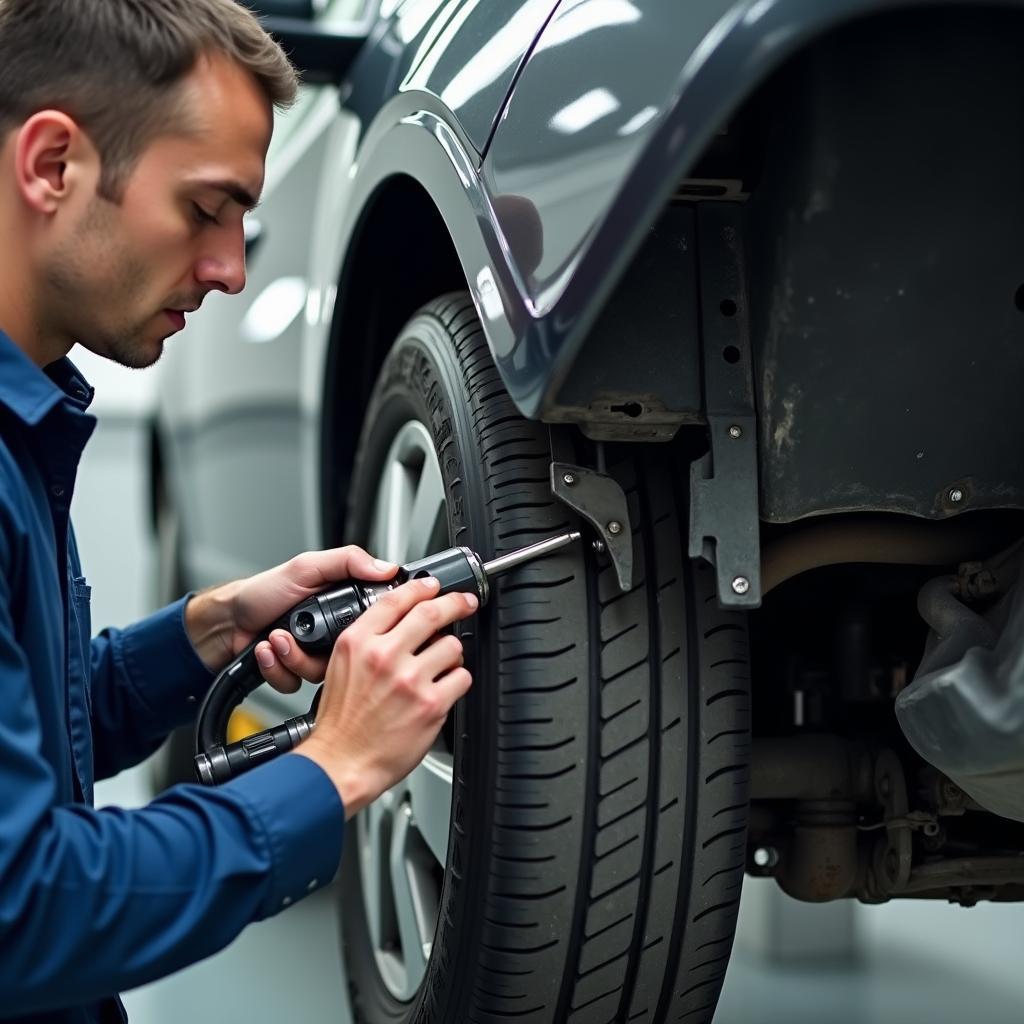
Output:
[{"xmin": 44, "ymin": 197, "xmax": 159, "ymax": 369}]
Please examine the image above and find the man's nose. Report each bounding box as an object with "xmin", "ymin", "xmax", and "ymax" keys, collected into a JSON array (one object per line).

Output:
[{"xmin": 195, "ymin": 234, "xmax": 247, "ymax": 296}]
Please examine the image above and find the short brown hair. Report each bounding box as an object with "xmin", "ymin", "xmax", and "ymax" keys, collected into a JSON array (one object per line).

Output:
[{"xmin": 0, "ymin": 0, "xmax": 298, "ymax": 199}]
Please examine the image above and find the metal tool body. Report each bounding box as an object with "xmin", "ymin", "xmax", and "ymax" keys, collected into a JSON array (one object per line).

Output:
[{"xmin": 194, "ymin": 533, "xmax": 580, "ymax": 785}]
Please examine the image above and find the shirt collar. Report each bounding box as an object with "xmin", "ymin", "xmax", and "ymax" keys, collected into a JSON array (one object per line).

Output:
[{"xmin": 0, "ymin": 330, "xmax": 95, "ymax": 425}]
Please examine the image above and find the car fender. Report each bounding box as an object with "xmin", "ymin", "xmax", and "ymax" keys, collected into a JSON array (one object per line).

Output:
[{"xmin": 483, "ymin": 0, "xmax": 1024, "ymax": 418}]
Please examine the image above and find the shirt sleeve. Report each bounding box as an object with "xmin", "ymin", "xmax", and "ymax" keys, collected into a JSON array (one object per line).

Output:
[
  {"xmin": 0, "ymin": 523, "xmax": 345, "ymax": 1015},
  {"xmin": 1, "ymin": 706, "xmax": 344, "ymax": 1015},
  {"xmin": 89, "ymin": 597, "xmax": 213, "ymax": 780}
]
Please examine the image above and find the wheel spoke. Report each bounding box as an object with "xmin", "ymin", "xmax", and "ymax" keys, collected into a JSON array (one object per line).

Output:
[
  {"xmin": 359, "ymin": 795, "xmax": 393, "ymax": 952},
  {"xmin": 404, "ymin": 453, "xmax": 446, "ymax": 561},
  {"xmin": 389, "ymin": 806, "xmax": 431, "ymax": 995},
  {"xmin": 372, "ymin": 459, "xmax": 414, "ymax": 564},
  {"xmin": 406, "ymin": 753, "xmax": 454, "ymax": 867}
]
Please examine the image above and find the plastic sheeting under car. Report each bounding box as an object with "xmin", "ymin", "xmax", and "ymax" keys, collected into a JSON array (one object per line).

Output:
[{"xmin": 897, "ymin": 545, "xmax": 1024, "ymax": 823}]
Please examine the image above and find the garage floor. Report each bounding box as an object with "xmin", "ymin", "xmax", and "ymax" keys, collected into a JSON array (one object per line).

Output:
[{"xmin": 75, "ymin": 368, "xmax": 1024, "ymax": 1024}]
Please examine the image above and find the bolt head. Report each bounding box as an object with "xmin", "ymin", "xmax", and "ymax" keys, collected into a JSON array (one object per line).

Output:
[
  {"xmin": 731, "ymin": 576, "xmax": 750, "ymax": 595},
  {"xmin": 563, "ymin": 472, "xmax": 576, "ymax": 486},
  {"xmin": 728, "ymin": 424, "xmax": 743, "ymax": 439},
  {"xmin": 607, "ymin": 521, "xmax": 622, "ymax": 535},
  {"xmin": 948, "ymin": 487, "xmax": 964, "ymax": 504}
]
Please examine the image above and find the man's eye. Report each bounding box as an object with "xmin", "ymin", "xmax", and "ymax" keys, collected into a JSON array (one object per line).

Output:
[{"xmin": 192, "ymin": 203, "xmax": 219, "ymax": 226}]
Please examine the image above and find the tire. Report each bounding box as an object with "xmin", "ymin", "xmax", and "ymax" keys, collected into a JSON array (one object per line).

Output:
[{"xmin": 340, "ymin": 294, "xmax": 751, "ymax": 1023}]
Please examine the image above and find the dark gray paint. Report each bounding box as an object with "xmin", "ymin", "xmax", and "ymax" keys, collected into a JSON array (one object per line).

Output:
[
  {"xmin": 344, "ymin": 0, "xmax": 556, "ymax": 154},
  {"xmin": 399, "ymin": 0, "xmax": 559, "ymax": 154},
  {"xmin": 484, "ymin": 0, "xmax": 732, "ymax": 298}
]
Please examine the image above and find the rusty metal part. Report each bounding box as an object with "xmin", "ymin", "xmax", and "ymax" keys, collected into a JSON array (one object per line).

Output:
[
  {"xmin": 867, "ymin": 749, "xmax": 914, "ymax": 898},
  {"xmin": 917, "ymin": 766, "xmax": 969, "ymax": 818},
  {"xmin": 761, "ymin": 515, "xmax": 999, "ymax": 594},
  {"xmin": 751, "ymin": 736, "xmax": 1024, "ymax": 904},
  {"xmin": 955, "ymin": 537, "xmax": 1024, "ymax": 600},
  {"xmin": 774, "ymin": 801, "xmax": 858, "ymax": 903},
  {"xmin": 751, "ymin": 735, "xmax": 874, "ymax": 802},
  {"xmin": 896, "ymin": 857, "xmax": 1024, "ymax": 895}
]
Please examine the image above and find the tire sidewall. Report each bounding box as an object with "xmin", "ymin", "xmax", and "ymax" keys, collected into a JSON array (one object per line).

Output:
[{"xmin": 342, "ymin": 310, "xmax": 496, "ymax": 1023}]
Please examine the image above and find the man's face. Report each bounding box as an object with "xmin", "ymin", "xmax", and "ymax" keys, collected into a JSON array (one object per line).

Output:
[{"xmin": 42, "ymin": 53, "xmax": 273, "ymax": 369}]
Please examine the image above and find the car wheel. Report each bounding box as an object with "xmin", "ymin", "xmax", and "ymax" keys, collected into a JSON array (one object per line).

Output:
[{"xmin": 339, "ymin": 294, "xmax": 750, "ymax": 1023}]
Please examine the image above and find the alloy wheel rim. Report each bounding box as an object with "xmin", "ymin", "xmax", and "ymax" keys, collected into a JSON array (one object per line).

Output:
[{"xmin": 358, "ymin": 419, "xmax": 452, "ymax": 1002}]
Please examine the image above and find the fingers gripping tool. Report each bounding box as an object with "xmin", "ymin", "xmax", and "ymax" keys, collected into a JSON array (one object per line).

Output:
[{"xmin": 193, "ymin": 532, "xmax": 581, "ymax": 785}]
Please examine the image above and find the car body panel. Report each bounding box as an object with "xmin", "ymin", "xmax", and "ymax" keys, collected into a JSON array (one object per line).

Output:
[
  {"xmin": 340, "ymin": 0, "xmax": 558, "ymax": 153},
  {"xmin": 481, "ymin": 0, "xmax": 1024, "ymax": 418},
  {"xmin": 484, "ymin": 0, "xmax": 729, "ymax": 311},
  {"xmin": 399, "ymin": 0, "xmax": 560, "ymax": 154}
]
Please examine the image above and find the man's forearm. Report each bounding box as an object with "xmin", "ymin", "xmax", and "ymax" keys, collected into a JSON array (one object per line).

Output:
[{"xmin": 184, "ymin": 580, "xmax": 245, "ymax": 672}]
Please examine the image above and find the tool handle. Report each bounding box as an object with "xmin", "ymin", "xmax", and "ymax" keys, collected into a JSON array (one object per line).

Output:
[
  {"xmin": 194, "ymin": 711, "xmax": 316, "ymax": 784},
  {"xmin": 194, "ymin": 688, "xmax": 325, "ymax": 785}
]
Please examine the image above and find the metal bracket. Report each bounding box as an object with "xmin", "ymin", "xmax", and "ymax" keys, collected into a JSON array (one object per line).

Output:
[
  {"xmin": 551, "ymin": 463, "xmax": 633, "ymax": 592},
  {"xmin": 688, "ymin": 203, "xmax": 762, "ymax": 608},
  {"xmin": 870, "ymin": 749, "xmax": 914, "ymax": 898}
]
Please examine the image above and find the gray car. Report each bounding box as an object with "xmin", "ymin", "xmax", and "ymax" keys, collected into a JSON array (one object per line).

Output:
[{"xmin": 154, "ymin": 1, "xmax": 1024, "ymax": 1021}]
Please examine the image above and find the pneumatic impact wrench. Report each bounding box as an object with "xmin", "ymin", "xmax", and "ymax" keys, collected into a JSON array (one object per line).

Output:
[{"xmin": 193, "ymin": 532, "xmax": 581, "ymax": 785}]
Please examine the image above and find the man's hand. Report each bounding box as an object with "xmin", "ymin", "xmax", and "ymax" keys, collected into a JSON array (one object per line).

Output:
[
  {"xmin": 294, "ymin": 577, "xmax": 476, "ymax": 819},
  {"xmin": 184, "ymin": 546, "xmax": 398, "ymax": 692}
]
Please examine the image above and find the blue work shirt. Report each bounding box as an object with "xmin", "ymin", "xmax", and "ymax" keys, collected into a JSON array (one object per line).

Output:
[{"xmin": 0, "ymin": 331, "xmax": 344, "ymax": 1022}]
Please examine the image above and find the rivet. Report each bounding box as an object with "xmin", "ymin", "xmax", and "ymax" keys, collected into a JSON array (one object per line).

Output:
[
  {"xmin": 731, "ymin": 576, "xmax": 750, "ymax": 595},
  {"xmin": 186, "ymin": 695, "xmax": 197, "ymax": 704},
  {"xmin": 307, "ymin": 879, "xmax": 318, "ymax": 892},
  {"xmin": 281, "ymin": 896, "xmax": 292, "ymax": 907},
  {"xmin": 607, "ymin": 521, "xmax": 622, "ymax": 536},
  {"xmin": 562, "ymin": 473, "xmax": 576, "ymax": 486},
  {"xmin": 948, "ymin": 488, "xmax": 964, "ymax": 504},
  {"xmin": 728, "ymin": 425, "xmax": 743, "ymax": 439}
]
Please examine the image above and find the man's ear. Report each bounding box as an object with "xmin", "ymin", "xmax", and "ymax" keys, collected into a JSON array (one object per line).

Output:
[{"xmin": 14, "ymin": 110, "xmax": 96, "ymax": 215}]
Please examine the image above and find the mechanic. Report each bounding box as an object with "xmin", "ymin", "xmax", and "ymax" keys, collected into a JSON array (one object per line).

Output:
[{"xmin": 0, "ymin": 2, "xmax": 477, "ymax": 1021}]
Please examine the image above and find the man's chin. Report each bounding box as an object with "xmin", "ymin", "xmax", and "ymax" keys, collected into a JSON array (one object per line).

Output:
[{"xmin": 103, "ymin": 336, "xmax": 165, "ymax": 371}]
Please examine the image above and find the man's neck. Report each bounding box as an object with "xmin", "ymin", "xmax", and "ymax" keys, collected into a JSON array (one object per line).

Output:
[{"xmin": 0, "ymin": 254, "xmax": 64, "ymax": 368}]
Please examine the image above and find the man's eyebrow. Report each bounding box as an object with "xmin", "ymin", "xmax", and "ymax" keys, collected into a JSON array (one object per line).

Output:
[{"xmin": 201, "ymin": 180, "xmax": 262, "ymax": 211}]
